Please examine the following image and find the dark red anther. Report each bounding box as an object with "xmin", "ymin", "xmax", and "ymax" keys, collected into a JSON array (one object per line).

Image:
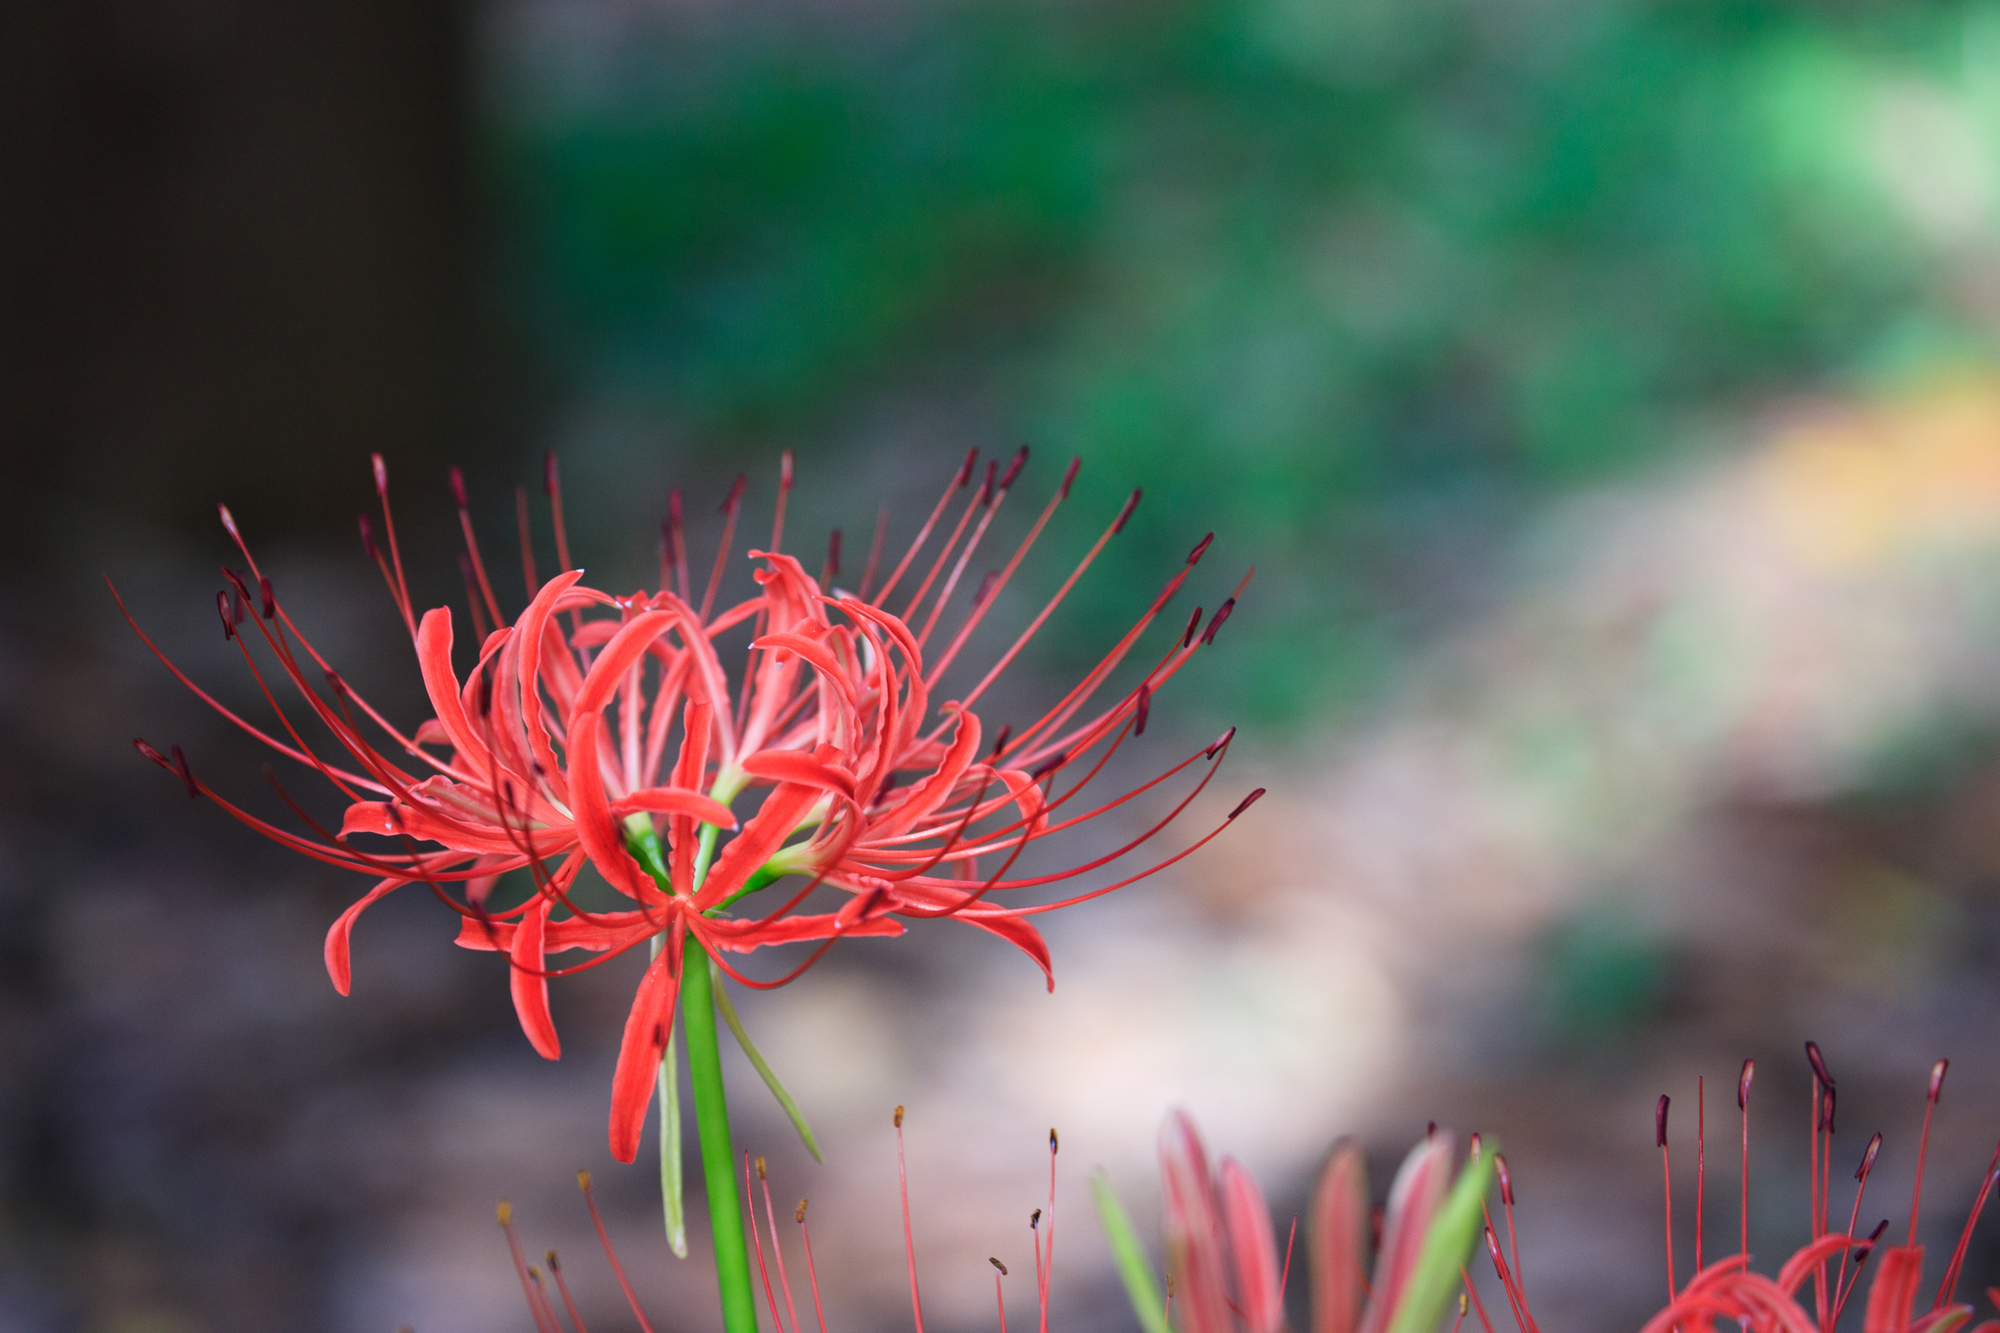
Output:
[
  {"xmin": 217, "ymin": 504, "xmax": 242, "ymax": 543},
  {"xmin": 720, "ymin": 474, "xmax": 746, "ymax": 515},
  {"xmin": 1049, "ymin": 1128, "xmax": 1059, "ymax": 1153},
  {"xmin": 659, "ymin": 517, "xmax": 676, "ymax": 563},
  {"xmin": 669, "ymin": 488, "xmax": 683, "ymax": 527},
  {"xmin": 977, "ymin": 461, "xmax": 997, "ymax": 507},
  {"xmin": 171, "ymin": 744, "xmax": 198, "ymax": 799},
  {"xmin": 449, "ymin": 465, "xmax": 469, "ymax": 510},
  {"xmin": 1030, "ymin": 1208, "xmax": 1042, "ymax": 1229},
  {"xmin": 133, "ymin": 738, "xmax": 167, "ymax": 766},
  {"xmin": 325, "ymin": 669, "xmax": 349, "ymax": 700},
  {"xmin": 1822, "ymin": 1085, "xmax": 1837, "ymax": 1135},
  {"xmin": 998, "ymin": 446, "xmax": 1029, "ymax": 491},
  {"xmin": 1028, "ymin": 750, "xmax": 1068, "ymax": 782},
  {"xmin": 1656, "ymin": 1094, "xmax": 1670, "ymax": 1147},
  {"xmin": 542, "ymin": 450, "xmax": 558, "ymax": 498},
  {"xmin": 258, "ymin": 576, "xmax": 274, "ymax": 620},
  {"xmin": 372, "ymin": 453, "xmax": 390, "ymax": 497},
  {"xmin": 1227, "ymin": 788, "xmax": 1265, "ymax": 820},
  {"xmin": 1427, "ymin": 1121, "xmax": 1437, "ymax": 1141},
  {"xmin": 1059, "ymin": 456, "xmax": 1081, "ymax": 499},
  {"xmin": 1496, "ymin": 1154, "xmax": 1515, "ymax": 1205},
  {"xmin": 1856, "ymin": 1132, "xmax": 1883, "ymax": 1182},
  {"xmin": 1113, "ymin": 487, "xmax": 1141, "ymax": 534},
  {"xmin": 1182, "ymin": 606, "xmax": 1202, "ymax": 648},
  {"xmin": 1187, "ymin": 532, "xmax": 1214, "ymax": 565},
  {"xmin": 970, "ymin": 569, "xmax": 999, "ymax": 608},
  {"xmin": 990, "ymin": 724, "xmax": 1012, "ymax": 758},
  {"xmin": 1204, "ymin": 726, "xmax": 1236, "ymax": 760},
  {"xmin": 826, "ymin": 529, "xmax": 842, "ymax": 579},
  {"xmin": 780, "ymin": 449, "xmax": 794, "ymax": 491},
  {"xmin": 1134, "ymin": 682, "xmax": 1151, "ymax": 736},
  {"xmin": 1930, "ymin": 1059, "xmax": 1949, "ymax": 1103},
  {"xmin": 1469, "ymin": 1133, "xmax": 1483, "ymax": 1160},
  {"xmin": 216, "ymin": 592, "xmax": 235, "ymax": 640},
  {"xmin": 956, "ymin": 447, "xmax": 979, "ymax": 487},
  {"xmin": 990, "ymin": 1258, "xmax": 1008, "ymax": 1276},
  {"xmin": 1856, "ymin": 1218, "xmax": 1889, "ymax": 1259},
  {"xmin": 1738, "ymin": 1058, "xmax": 1754, "ymax": 1110},
  {"xmin": 1806, "ymin": 1041, "xmax": 1836, "ymax": 1090},
  {"xmin": 359, "ymin": 513, "xmax": 378, "ymax": 560},
  {"xmin": 1200, "ymin": 598, "xmax": 1236, "ymax": 647}
]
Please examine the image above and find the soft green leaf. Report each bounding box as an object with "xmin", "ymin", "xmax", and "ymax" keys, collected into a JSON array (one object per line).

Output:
[
  {"xmin": 1384, "ymin": 1145, "xmax": 1495, "ymax": 1333},
  {"xmin": 658, "ymin": 1024, "xmax": 687, "ymax": 1257},
  {"xmin": 1090, "ymin": 1173, "xmax": 1173, "ymax": 1333},
  {"xmin": 710, "ymin": 959, "xmax": 822, "ymax": 1161}
]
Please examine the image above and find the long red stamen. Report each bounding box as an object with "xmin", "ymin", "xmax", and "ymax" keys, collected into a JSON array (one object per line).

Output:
[
  {"xmin": 1460, "ymin": 1272, "xmax": 1499, "ymax": 1333},
  {"xmin": 992, "ymin": 1258, "xmax": 1010, "ymax": 1333},
  {"xmin": 517, "ymin": 484, "xmax": 541, "ymax": 598},
  {"xmin": 1695, "ymin": 1076, "xmax": 1706, "ymax": 1275},
  {"xmin": 367, "ymin": 455, "xmax": 418, "ymax": 636},
  {"xmin": 1913, "ymin": 1059, "xmax": 1948, "ymax": 1244},
  {"xmin": 897, "ymin": 1106, "xmax": 927, "ymax": 1333},
  {"xmin": 798, "ymin": 1201, "xmax": 829, "ymax": 1333},
  {"xmin": 452, "ymin": 466, "xmax": 505, "ymax": 631},
  {"xmin": 1833, "ymin": 1132, "xmax": 1883, "ymax": 1315},
  {"xmin": 1039, "ymin": 1128, "xmax": 1057, "ymax": 1333},
  {"xmin": 546, "ymin": 1251, "xmax": 591, "ymax": 1333},
  {"xmin": 744, "ymin": 1153, "xmax": 789, "ymax": 1333},
  {"xmin": 860, "ymin": 503, "xmax": 890, "ymax": 600},
  {"xmin": 771, "ymin": 449, "xmax": 794, "ymax": 554},
  {"xmin": 703, "ymin": 474, "xmax": 746, "ymax": 622},
  {"xmin": 544, "ymin": 451, "xmax": 574, "ymax": 576},
  {"xmin": 498, "ymin": 1203, "xmax": 561, "ymax": 1333},
  {"xmin": 1935, "ymin": 1142, "xmax": 2000, "ymax": 1309},
  {"xmin": 578, "ymin": 1170, "xmax": 659, "ymax": 1333},
  {"xmin": 1740, "ymin": 1058, "xmax": 1754, "ymax": 1259},
  {"xmin": 873, "ymin": 449, "xmax": 976, "ymax": 609},
  {"xmin": 758, "ymin": 1155, "xmax": 804, "ymax": 1333},
  {"xmin": 1659, "ymin": 1094, "xmax": 1676, "ymax": 1301}
]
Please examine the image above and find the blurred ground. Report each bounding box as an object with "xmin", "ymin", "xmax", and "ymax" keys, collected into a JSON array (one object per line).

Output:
[{"xmin": 13, "ymin": 2, "xmax": 2000, "ymax": 1332}]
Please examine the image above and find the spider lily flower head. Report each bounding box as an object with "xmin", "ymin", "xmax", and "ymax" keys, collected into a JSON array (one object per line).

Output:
[{"xmin": 117, "ymin": 449, "xmax": 1259, "ymax": 1161}]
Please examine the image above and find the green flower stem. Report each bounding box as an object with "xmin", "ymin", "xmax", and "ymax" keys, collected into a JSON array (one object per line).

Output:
[
  {"xmin": 624, "ymin": 814, "xmax": 759, "ymax": 1333},
  {"xmin": 679, "ymin": 931, "xmax": 760, "ymax": 1333}
]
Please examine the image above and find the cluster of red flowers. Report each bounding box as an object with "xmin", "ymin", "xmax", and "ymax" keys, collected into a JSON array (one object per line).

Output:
[{"xmin": 119, "ymin": 449, "xmax": 1258, "ymax": 1161}]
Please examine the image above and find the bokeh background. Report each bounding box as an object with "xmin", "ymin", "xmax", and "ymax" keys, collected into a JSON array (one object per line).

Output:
[{"xmin": 13, "ymin": 0, "xmax": 2000, "ymax": 1329}]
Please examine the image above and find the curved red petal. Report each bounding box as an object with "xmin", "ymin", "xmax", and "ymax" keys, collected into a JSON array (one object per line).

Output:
[{"xmin": 509, "ymin": 896, "xmax": 561, "ymax": 1059}]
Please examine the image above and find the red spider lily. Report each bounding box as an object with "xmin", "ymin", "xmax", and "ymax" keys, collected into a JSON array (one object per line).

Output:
[{"xmin": 118, "ymin": 449, "xmax": 1259, "ymax": 1162}]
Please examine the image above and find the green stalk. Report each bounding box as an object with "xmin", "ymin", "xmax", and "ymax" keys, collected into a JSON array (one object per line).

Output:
[
  {"xmin": 679, "ymin": 931, "xmax": 760, "ymax": 1333},
  {"xmin": 625, "ymin": 813, "xmax": 758, "ymax": 1333}
]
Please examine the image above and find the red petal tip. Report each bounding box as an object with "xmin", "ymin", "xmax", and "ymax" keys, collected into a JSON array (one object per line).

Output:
[
  {"xmin": 449, "ymin": 465, "xmax": 469, "ymax": 510},
  {"xmin": 542, "ymin": 450, "xmax": 559, "ymax": 497},
  {"xmin": 999, "ymin": 446, "xmax": 1029, "ymax": 491},
  {"xmin": 1931, "ymin": 1058, "xmax": 1949, "ymax": 1101},
  {"xmin": 1059, "ymin": 456, "xmax": 1081, "ymax": 499},
  {"xmin": 372, "ymin": 453, "xmax": 389, "ymax": 495},
  {"xmin": 1656, "ymin": 1094, "xmax": 1670, "ymax": 1147},
  {"xmin": 1227, "ymin": 788, "xmax": 1264, "ymax": 820},
  {"xmin": 721, "ymin": 474, "xmax": 747, "ymax": 515},
  {"xmin": 1187, "ymin": 532, "xmax": 1214, "ymax": 564},
  {"xmin": 1113, "ymin": 488, "xmax": 1141, "ymax": 534}
]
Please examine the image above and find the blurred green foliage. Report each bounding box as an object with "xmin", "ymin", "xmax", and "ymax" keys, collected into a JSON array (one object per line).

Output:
[{"xmin": 490, "ymin": 0, "xmax": 2000, "ymax": 727}]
